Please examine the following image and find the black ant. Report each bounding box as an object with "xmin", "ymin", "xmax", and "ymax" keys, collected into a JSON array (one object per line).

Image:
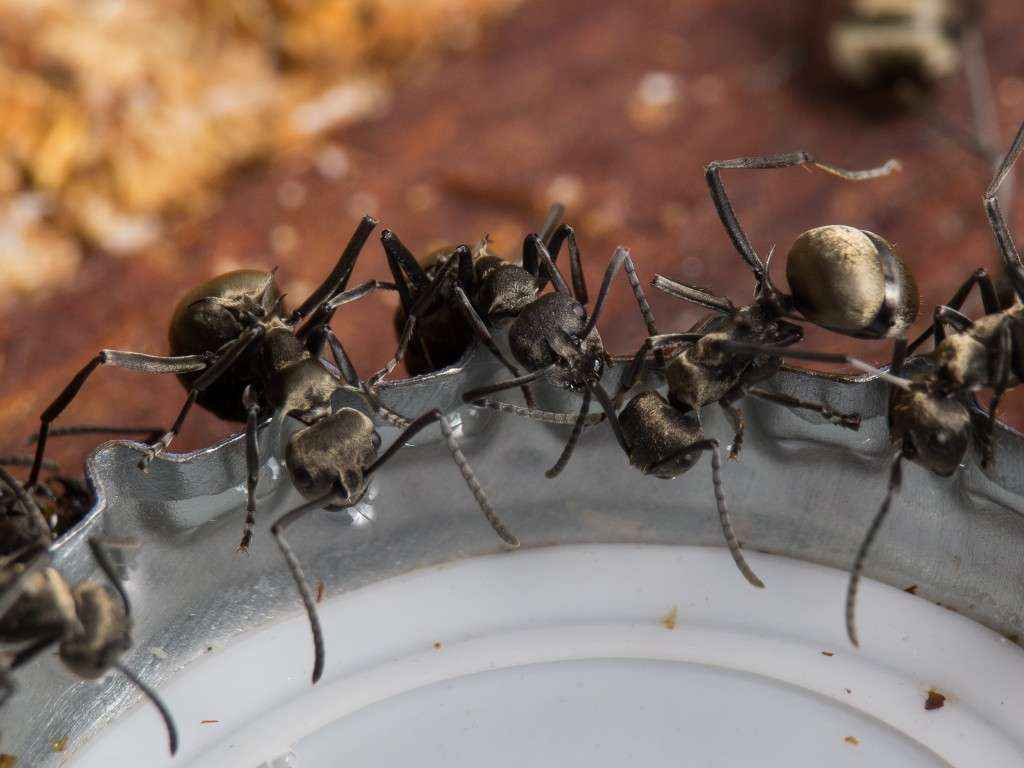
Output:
[
  {"xmin": 26, "ymin": 218, "xmax": 388, "ymax": 499},
  {"xmin": 268, "ymin": 288, "xmax": 519, "ymax": 684},
  {"xmin": 382, "ymin": 204, "xmax": 566, "ymax": 377},
  {"xmin": 27, "ymin": 217, "xmax": 388, "ymax": 550},
  {"xmin": 449, "ymin": 228, "xmax": 663, "ymax": 476},
  {"xmin": 717, "ymin": 116, "xmax": 1024, "ymax": 646},
  {"xmin": 615, "ymin": 151, "xmax": 916, "ymax": 461},
  {"xmin": 0, "ymin": 533, "xmax": 178, "ymax": 755}
]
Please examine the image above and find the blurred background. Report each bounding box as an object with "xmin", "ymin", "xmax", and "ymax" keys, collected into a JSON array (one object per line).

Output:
[{"xmin": 1, "ymin": 0, "xmax": 1023, "ymax": 474}]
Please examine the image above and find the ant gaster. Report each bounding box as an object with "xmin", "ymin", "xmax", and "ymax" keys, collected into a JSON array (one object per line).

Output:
[{"xmin": 0, "ymin": 533, "xmax": 178, "ymax": 755}]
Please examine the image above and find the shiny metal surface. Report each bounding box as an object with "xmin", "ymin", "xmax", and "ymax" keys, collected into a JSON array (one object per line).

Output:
[{"xmin": 4, "ymin": 343, "xmax": 1024, "ymax": 765}]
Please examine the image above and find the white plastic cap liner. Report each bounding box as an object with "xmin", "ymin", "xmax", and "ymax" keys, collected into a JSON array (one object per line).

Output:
[{"xmin": 74, "ymin": 546, "xmax": 1024, "ymax": 767}]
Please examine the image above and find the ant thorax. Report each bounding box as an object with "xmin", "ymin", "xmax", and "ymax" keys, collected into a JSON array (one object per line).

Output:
[{"xmin": 932, "ymin": 326, "xmax": 995, "ymax": 393}]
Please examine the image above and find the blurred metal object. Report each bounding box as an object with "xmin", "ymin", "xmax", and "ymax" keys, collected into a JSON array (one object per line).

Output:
[{"xmin": 3, "ymin": 341, "xmax": 1024, "ymax": 764}]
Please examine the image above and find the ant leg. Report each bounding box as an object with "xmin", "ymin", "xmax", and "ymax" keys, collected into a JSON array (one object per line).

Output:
[
  {"xmin": 545, "ymin": 388, "xmax": 591, "ymax": 479},
  {"xmin": 984, "ymin": 119, "xmax": 1024, "ymax": 299},
  {"xmin": 239, "ymin": 387, "xmax": 261, "ymax": 552},
  {"xmin": 137, "ymin": 327, "xmax": 266, "ymax": 470},
  {"xmin": 368, "ymin": 251, "xmax": 461, "ymax": 387},
  {"xmin": 9, "ymin": 633, "xmax": 60, "ymax": 669},
  {"xmin": 714, "ymin": 341, "xmax": 916, "ymax": 391},
  {"xmin": 524, "ymin": 234, "xmax": 571, "ymax": 295},
  {"xmin": 310, "ymin": 326, "xmax": 360, "ymax": 386},
  {"xmin": 381, "ymin": 229, "xmax": 439, "ymax": 369},
  {"xmin": 0, "ymin": 456, "xmax": 58, "ymax": 471},
  {"xmin": 581, "ymin": 247, "xmax": 631, "ymax": 337},
  {"xmin": 652, "ymin": 440, "xmax": 763, "ymax": 588},
  {"xmin": 906, "ymin": 269, "xmax": 998, "ymax": 355},
  {"xmin": 719, "ymin": 400, "xmax": 746, "ymax": 459},
  {"xmin": 520, "ymin": 203, "xmax": 566, "ymax": 281},
  {"xmin": 115, "ymin": 663, "xmax": 179, "ymax": 756},
  {"xmin": 462, "ymin": 365, "xmax": 556, "ymax": 403},
  {"xmin": 468, "ymin": 398, "xmax": 606, "ymax": 426},
  {"xmin": 271, "ymin": 492, "xmax": 337, "ymax": 684},
  {"xmin": 87, "ymin": 537, "xmax": 138, "ymax": 616},
  {"xmin": 651, "ymin": 275, "xmax": 737, "ymax": 314},
  {"xmin": 543, "ymin": 225, "xmax": 588, "ymax": 303},
  {"xmin": 297, "ymin": 279, "xmax": 398, "ymax": 343},
  {"xmin": 705, "ymin": 152, "xmax": 899, "ymax": 283},
  {"xmin": 588, "ymin": 382, "xmax": 632, "ymax": 454},
  {"xmin": 290, "ymin": 215, "xmax": 377, "ymax": 323},
  {"xmin": 380, "ymin": 229, "xmax": 431, "ymax": 310},
  {"xmin": 614, "ymin": 333, "xmax": 704, "ymax": 408},
  {"xmin": 847, "ymin": 452, "xmax": 903, "ymax": 647},
  {"xmin": 365, "ymin": 409, "xmax": 518, "ymax": 547},
  {"xmin": 28, "ymin": 350, "xmax": 209, "ymax": 487},
  {"xmin": 981, "ymin": 322, "xmax": 1012, "ymax": 469},
  {"xmin": 453, "ymin": 286, "xmax": 537, "ymax": 408},
  {"xmin": 28, "ymin": 425, "xmax": 164, "ymax": 445},
  {"xmin": 746, "ymin": 388, "xmax": 861, "ymax": 431}
]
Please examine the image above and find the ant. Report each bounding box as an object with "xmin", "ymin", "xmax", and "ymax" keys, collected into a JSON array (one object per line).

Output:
[
  {"xmin": 27, "ymin": 217, "xmax": 398, "ymax": 550},
  {"xmin": 268, "ymin": 280, "xmax": 519, "ymax": 684},
  {"xmin": 0, "ymin": 531, "xmax": 178, "ymax": 755},
  {"xmin": 713, "ymin": 116, "xmax": 1024, "ymax": 647},
  {"xmin": 450, "ymin": 229, "xmax": 663, "ymax": 477},
  {"xmin": 382, "ymin": 205, "xmax": 566, "ymax": 377},
  {"xmin": 614, "ymin": 150, "xmax": 915, "ymax": 462}
]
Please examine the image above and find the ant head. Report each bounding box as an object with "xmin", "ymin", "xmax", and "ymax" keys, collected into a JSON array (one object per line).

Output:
[
  {"xmin": 59, "ymin": 582, "xmax": 130, "ymax": 680},
  {"xmin": 286, "ymin": 409, "xmax": 379, "ymax": 507},
  {"xmin": 784, "ymin": 226, "xmax": 918, "ymax": 339},
  {"xmin": 478, "ymin": 263, "xmax": 538, "ymax": 321},
  {"xmin": 619, "ymin": 391, "xmax": 704, "ymax": 478},
  {"xmin": 891, "ymin": 388, "xmax": 970, "ymax": 477}
]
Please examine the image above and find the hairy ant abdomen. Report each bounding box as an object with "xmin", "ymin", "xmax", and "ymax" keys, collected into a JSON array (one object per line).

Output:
[
  {"xmin": 169, "ymin": 269, "xmax": 287, "ymax": 421},
  {"xmin": 786, "ymin": 225, "xmax": 919, "ymax": 339}
]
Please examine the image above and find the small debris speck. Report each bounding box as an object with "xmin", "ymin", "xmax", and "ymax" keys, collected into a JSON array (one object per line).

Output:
[
  {"xmin": 50, "ymin": 736, "xmax": 67, "ymax": 753},
  {"xmin": 821, "ymin": 651, "xmax": 834, "ymax": 657},
  {"xmin": 201, "ymin": 720, "xmax": 220, "ymax": 725},
  {"xmin": 904, "ymin": 584, "xmax": 918, "ymax": 595},
  {"xmin": 206, "ymin": 645, "xmax": 214, "ymax": 653},
  {"xmin": 0, "ymin": 753, "xmax": 16, "ymax": 767},
  {"xmin": 149, "ymin": 646, "xmax": 169, "ymax": 659},
  {"xmin": 844, "ymin": 688, "xmax": 852, "ymax": 694},
  {"xmin": 925, "ymin": 689, "xmax": 946, "ymax": 711},
  {"xmin": 433, "ymin": 641, "xmax": 442, "ymax": 651},
  {"xmin": 315, "ymin": 579, "xmax": 325, "ymax": 604},
  {"xmin": 660, "ymin": 605, "xmax": 678, "ymax": 630},
  {"xmin": 844, "ymin": 736, "xmax": 860, "ymax": 746}
]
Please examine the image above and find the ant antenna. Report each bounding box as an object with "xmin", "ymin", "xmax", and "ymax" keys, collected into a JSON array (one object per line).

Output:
[
  {"xmin": 116, "ymin": 663, "xmax": 179, "ymax": 756},
  {"xmin": 846, "ymin": 452, "xmax": 903, "ymax": 647}
]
